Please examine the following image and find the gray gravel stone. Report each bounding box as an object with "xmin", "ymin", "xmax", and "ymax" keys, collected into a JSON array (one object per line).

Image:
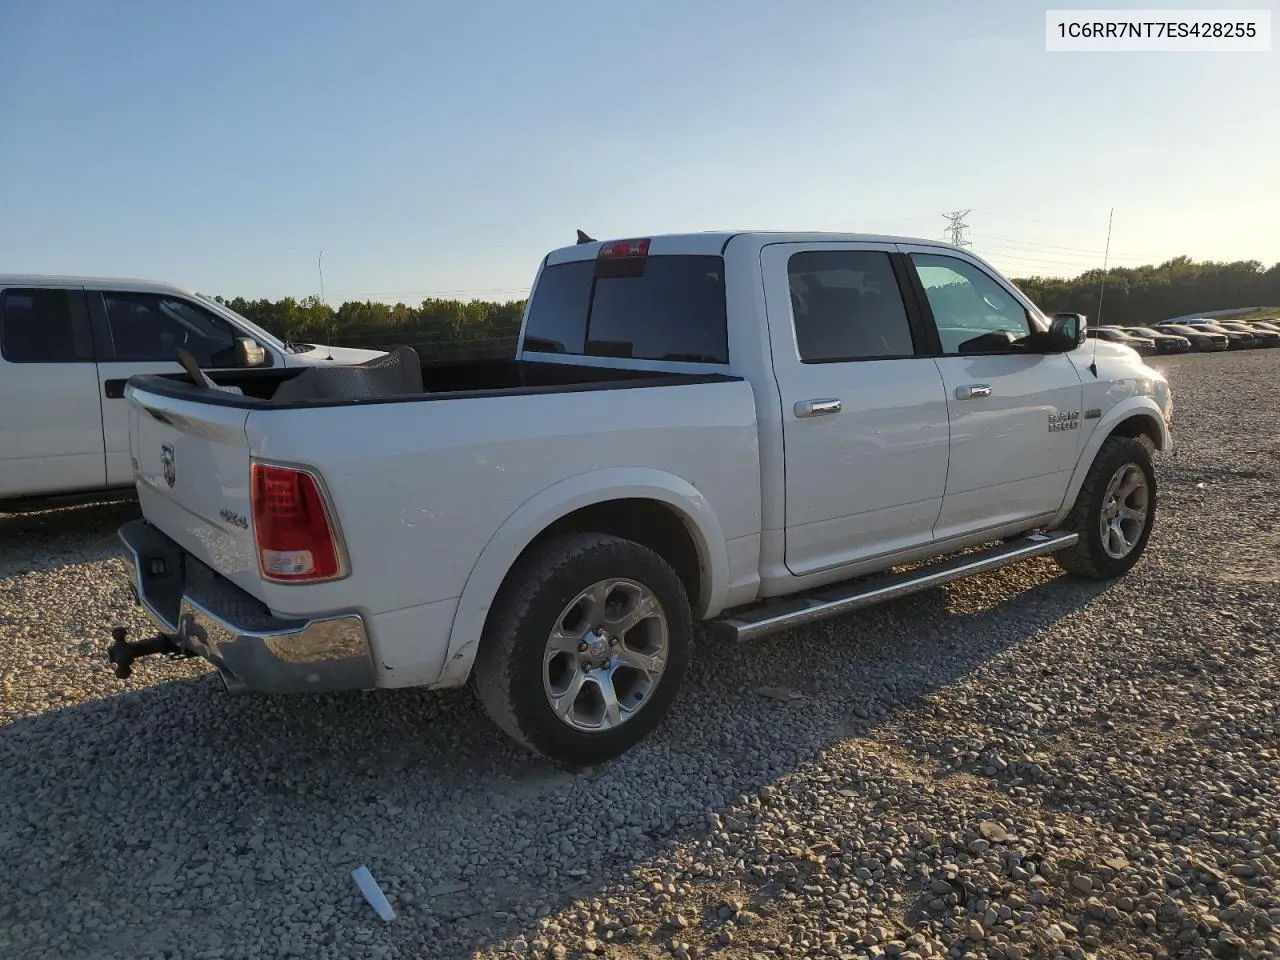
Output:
[{"xmin": 2, "ymin": 353, "xmax": 1279, "ymax": 960}]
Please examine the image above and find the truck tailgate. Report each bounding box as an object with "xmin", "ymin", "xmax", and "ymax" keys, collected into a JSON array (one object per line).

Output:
[{"xmin": 127, "ymin": 383, "xmax": 261, "ymax": 596}]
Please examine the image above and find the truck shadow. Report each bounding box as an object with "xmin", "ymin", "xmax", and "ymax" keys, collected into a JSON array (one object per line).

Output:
[
  {"xmin": 0, "ymin": 562, "xmax": 1113, "ymax": 959},
  {"xmin": 0, "ymin": 498, "xmax": 141, "ymax": 577}
]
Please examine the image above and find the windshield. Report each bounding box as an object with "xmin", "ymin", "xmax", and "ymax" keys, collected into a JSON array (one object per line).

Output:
[{"xmin": 193, "ymin": 293, "xmax": 289, "ymax": 351}]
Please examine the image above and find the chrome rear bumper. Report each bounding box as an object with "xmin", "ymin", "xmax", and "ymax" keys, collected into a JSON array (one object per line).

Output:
[{"xmin": 118, "ymin": 519, "xmax": 375, "ymax": 694}]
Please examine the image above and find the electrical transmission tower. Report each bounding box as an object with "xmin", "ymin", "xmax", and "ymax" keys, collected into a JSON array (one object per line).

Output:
[{"xmin": 942, "ymin": 209, "xmax": 972, "ymax": 247}]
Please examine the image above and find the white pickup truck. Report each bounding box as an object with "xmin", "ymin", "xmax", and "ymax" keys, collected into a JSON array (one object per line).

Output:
[
  {"xmin": 110, "ymin": 232, "xmax": 1172, "ymax": 766},
  {"xmin": 0, "ymin": 275, "xmax": 382, "ymax": 509}
]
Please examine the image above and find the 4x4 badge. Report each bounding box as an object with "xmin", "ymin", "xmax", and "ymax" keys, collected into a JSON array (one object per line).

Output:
[{"xmin": 161, "ymin": 443, "xmax": 176, "ymax": 488}]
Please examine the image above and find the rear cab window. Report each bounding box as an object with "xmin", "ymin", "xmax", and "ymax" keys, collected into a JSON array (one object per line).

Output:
[{"xmin": 522, "ymin": 252, "xmax": 728, "ymax": 364}]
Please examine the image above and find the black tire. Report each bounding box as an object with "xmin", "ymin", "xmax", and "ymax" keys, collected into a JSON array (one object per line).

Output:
[
  {"xmin": 472, "ymin": 532, "xmax": 693, "ymax": 767},
  {"xmin": 1055, "ymin": 434, "xmax": 1157, "ymax": 580}
]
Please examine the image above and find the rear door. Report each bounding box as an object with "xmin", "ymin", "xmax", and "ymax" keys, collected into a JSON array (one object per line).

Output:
[
  {"xmin": 761, "ymin": 242, "xmax": 951, "ymax": 577},
  {"xmin": 0, "ymin": 285, "xmax": 106, "ymax": 498},
  {"xmin": 898, "ymin": 245, "xmax": 1084, "ymax": 540},
  {"xmin": 89, "ymin": 290, "xmax": 268, "ymax": 487}
]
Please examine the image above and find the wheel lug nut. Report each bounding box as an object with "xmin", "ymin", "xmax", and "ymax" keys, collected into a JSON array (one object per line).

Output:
[{"xmin": 578, "ymin": 642, "xmax": 588, "ymax": 652}]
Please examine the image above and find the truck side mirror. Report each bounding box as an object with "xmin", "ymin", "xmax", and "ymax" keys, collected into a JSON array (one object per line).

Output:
[
  {"xmin": 235, "ymin": 337, "xmax": 267, "ymax": 367},
  {"xmin": 1046, "ymin": 313, "xmax": 1087, "ymax": 351}
]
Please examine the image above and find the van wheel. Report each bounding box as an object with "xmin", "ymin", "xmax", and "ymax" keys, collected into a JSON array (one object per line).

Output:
[
  {"xmin": 1055, "ymin": 435, "xmax": 1157, "ymax": 580},
  {"xmin": 473, "ymin": 533, "xmax": 693, "ymax": 767}
]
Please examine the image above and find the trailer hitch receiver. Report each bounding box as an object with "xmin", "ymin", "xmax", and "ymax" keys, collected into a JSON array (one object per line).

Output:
[{"xmin": 107, "ymin": 625, "xmax": 184, "ymax": 680}]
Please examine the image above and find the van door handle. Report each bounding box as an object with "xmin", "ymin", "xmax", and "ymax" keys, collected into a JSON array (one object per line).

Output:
[
  {"xmin": 794, "ymin": 398, "xmax": 842, "ymax": 418},
  {"xmin": 955, "ymin": 384, "xmax": 991, "ymax": 400},
  {"xmin": 104, "ymin": 379, "xmax": 128, "ymax": 399}
]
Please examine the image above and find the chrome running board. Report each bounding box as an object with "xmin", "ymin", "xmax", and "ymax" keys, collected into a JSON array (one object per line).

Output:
[{"xmin": 710, "ymin": 530, "xmax": 1079, "ymax": 643}]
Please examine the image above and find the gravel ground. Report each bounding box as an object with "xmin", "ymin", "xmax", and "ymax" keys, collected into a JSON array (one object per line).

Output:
[{"xmin": 1, "ymin": 350, "xmax": 1277, "ymax": 960}]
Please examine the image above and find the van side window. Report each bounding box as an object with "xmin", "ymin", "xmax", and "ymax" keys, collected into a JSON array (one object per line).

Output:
[
  {"xmin": 787, "ymin": 251, "xmax": 917, "ymax": 362},
  {"xmin": 0, "ymin": 289, "xmax": 93, "ymax": 363},
  {"xmin": 102, "ymin": 293, "xmax": 242, "ymax": 366}
]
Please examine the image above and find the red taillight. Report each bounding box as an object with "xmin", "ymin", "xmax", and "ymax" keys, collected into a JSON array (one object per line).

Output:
[
  {"xmin": 598, "ymin": 238, "xmax": 650, "ymax": 259},
  {"xmin": 251, "ymin": 462, "xmax": 343, "ymax": 582}
]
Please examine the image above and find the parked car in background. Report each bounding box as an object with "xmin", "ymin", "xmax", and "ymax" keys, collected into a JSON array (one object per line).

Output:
[
  {"xmin": 1239, "ymin": 319, "xmax": 1280, "ymax": 337},
  {"xmin": 1088, "ymin": 326, "xmax": 1156, "ymax": 354},
  {"xmin": 0, "ymin": 276, "xmax": 386, "ymax": 508},
  {"xmin": 109, "ymin": 230, "xmax": 1172, "ymax": 765},
  {"xmin": 1152, "ymin": 324, "xmax": 1229, "ymax": 351},
  {"xmin": 1215, "ymin": 321, "xmax": 1280, "ymax": 347},
  {"xmin": 1179, "ymin": 319, "xmax": 1259, "ymax": 349},
  {"xmin": 1117, "ymin": 326, "xmax": 1192, "ymax": 354}
]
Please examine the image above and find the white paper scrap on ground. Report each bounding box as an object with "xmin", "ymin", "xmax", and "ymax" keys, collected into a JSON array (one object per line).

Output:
[{"xmin": 352, "ymin": 865, "xmax": 396, "ymax": 922}]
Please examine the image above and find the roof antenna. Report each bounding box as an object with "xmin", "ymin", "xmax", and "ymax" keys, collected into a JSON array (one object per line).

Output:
[
  {"xmin": 1090, "ymin": 208, "xmax": 1113, "ymax": 379},
  {"xmin": 319, "ymin": 249, "xmax": 333, "ymax": 361},
  {"xmin": 576, "ymin": 229, "xmax": 596, "ymax": 245}
]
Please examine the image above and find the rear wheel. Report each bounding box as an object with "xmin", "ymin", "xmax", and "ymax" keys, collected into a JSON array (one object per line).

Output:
[
  {"xmin": 473, "ymin": 533, "xmax": 693, "ymax": 766},
  {"xmin": 1055, "ymin": 434, "xmax": 1157, "ymax": 580}
]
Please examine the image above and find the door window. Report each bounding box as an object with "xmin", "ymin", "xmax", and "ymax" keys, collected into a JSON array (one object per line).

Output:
[
  {"xmin": 910, "ymin": 253, "xmax": 1033, "ymax": 354},
  {"xmin": 787, "ymin": 250, "xmax": 916, "ymax": 361},
  {"xmin": 102, "ymin": 293, "xmax": 245, "ymax": 366},
  {"xmin": 0, "ymin": 289, "xmax": 93, "ymax": 363}
]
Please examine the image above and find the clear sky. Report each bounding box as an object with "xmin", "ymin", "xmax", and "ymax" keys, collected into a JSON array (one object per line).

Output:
[{"xmin": 1, "ymin": 0, "xmax": 1275, "ymax": 303}]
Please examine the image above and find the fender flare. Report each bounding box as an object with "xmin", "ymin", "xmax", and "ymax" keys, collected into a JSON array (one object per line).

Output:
[
  {"xmin": 434, "ymin": 467, "xmax": 732, "ymax": 687},
  {"xmin": 1050, "ymin": 396, "xmax": 1169, "ymax": 527}
]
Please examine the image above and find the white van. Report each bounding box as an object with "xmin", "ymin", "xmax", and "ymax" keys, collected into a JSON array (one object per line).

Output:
[{"xmin": 0, "ymin": 275, "xmax": 384, "ymax": 507}]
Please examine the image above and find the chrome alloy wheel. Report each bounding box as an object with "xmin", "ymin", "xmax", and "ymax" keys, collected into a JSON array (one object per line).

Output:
[
  {"xmin": 1099, "ymin": 463, "xmax": 1150, "ymax": 560},
  {"xmin": 542, "ymin": 578, "xmax": 669, "ymax": 733}
]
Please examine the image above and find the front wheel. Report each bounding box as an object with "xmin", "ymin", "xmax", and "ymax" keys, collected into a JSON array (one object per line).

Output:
[
  {"xmin": 1055, "ymin": 434, "xmax": 1157, "ymax": 580},
  {"xmin": 473, "ymin": 532, "xmax": 693, "ymax": 766}
]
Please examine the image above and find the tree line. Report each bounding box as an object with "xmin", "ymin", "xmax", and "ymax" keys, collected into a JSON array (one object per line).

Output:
[
  {"xmin": 1013, "ymin": 256, "xmax": 1280, "ymax": 326},
  {"xmin": 214, "ymin": 294, "xmax": 528, "ymax": 360},
  {"xmin": 215, "ymin": 256, "xmax": 1280, "ymax": 360}
]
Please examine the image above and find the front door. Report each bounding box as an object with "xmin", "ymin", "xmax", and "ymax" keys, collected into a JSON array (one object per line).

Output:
[
  {"xmin": 762, "ymin": 242, "xmax": 951, "ymax": 577},
  {"xmin": 899, "ymin": 246, "xmax": 1084, "ymax": 540}
]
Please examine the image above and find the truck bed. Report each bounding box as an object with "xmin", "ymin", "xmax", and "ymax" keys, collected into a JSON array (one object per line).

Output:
[
  {"xmin": 124, "ymin": 356, "xmax": 763, "ymax": 688},
  {"xmin": 127, "ymin": 357, "xmax": 739, "ymax": 407}
]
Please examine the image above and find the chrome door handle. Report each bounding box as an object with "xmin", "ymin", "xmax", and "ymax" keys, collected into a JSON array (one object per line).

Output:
[
  {"xmin": 955, "ymin": 384, "xmax": 991, "ymax": 400},
  {"xmin": 794, "ymin": 398, "xmax": 842, "ymax": 418}
]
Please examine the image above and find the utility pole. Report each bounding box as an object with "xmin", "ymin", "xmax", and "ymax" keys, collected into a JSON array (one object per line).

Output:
[{"xmin": 942, "ymin": 210, "xmax": 972, "ymax": 248}]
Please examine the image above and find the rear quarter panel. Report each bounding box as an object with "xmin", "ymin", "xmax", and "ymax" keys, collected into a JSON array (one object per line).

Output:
[{"xmin": 244, "ymin": 380, "xmax": 762, "ymax": 677}]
